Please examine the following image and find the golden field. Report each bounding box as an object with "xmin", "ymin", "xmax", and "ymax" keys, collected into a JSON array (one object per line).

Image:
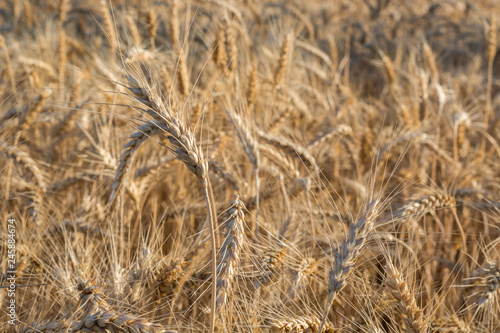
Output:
[{"xmin": 1, "ymin": 0, "xmax": 500, "ymax": 332}]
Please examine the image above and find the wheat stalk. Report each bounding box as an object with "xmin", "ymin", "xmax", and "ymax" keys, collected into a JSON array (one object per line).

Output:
[{"xmin": 267, "ymin": 315, "xmax": 335, "ymax": 333}]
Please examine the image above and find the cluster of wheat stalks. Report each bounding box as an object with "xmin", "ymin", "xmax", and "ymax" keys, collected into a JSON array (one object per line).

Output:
[{"xmin": 1, "ymin": 0, "xmax": 500, "ymax": 332}]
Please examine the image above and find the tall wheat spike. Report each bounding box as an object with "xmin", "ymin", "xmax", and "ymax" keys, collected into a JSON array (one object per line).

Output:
[
  {"xmin": 319, "ymin": 199, "xmax": 381, "ymax": 332},
  {"xmin": 216, "ymin": 194, "xmax": 245, "ymax": 310}
]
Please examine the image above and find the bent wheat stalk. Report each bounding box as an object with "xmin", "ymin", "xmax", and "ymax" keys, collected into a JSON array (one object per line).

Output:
[
  {"xmin": 386, "ymin": 261, "xmax": 428, "ymax": 333},
  {"xmin": 125, "ymin": 75, "xmax": 218, "ymax": 333}
]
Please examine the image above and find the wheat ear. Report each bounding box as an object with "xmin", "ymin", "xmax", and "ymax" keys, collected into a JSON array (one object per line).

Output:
[
  {"xmin": 169, "ymin": 0, "xmax": 179, "ymax": 47},
  {"xmin": 125, "ymin": 15, "xmax": 141, "ymax": 46},
  {"xmin": 307, "ymin": 125, "xmax": 352, "ymax": 152},
  {"xmin": 216, "ymin": 194, "xmax": 245, "ymax": 310},
  {"xmin": 0, "ymin": 142, "xmax": 46, "ymax": 191},
  {"xmin": 225, "ymin": 107, "xmax": 260, "ymax": 232},
  {"xmin": 386, "ymin": 261, "xmax": 428, "ymax": 333},
  {"xmin": 397, "ymin": 192, "xmax": 455, "ymax": 219},
  {"xmin": 267, "ymin": 315, "xmax": 335, "ymax": 333},
  {"xmin": 72, "ymin": 280, "xmax": 165, "ymax": 332},
  {"xmin": 256, "ymin": 247, "xmax": 287, "ymax": 288},
  {"xmin": 319, "ymin": 199, "xmax": 381, "ymax": 332},
  {"xmin": 146, "ymin": 9, "xmax": 158, "ymax": 49},
  {"xmin": 257, "ymin": 129, "xmax": 318, "ymax": 171},
  {"xmin": 0, "ymin": 34, "xmax": 15, "ymax": 92},
  {"xmin": 100, "ymin": 0, "xmax": 117, "ymax": 59},
  {"xmin": 275, "ymin": 32, "xmax": 293, "ymax": 90},
  {"xmin": 482, "ymin": 14, "xmax": 497, "ymax": 154},
  {"xmin": 110, "ymin": 122, "xmax": 159, "ymax": 203},
  {"xmin": 20, "ymin": 320, "xmax": 71, "ymax": 333}
]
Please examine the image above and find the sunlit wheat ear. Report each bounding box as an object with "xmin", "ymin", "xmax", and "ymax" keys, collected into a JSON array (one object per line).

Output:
[
  {"xmin": 169, "ymin": 0, "xmax": 179, "ymax": 47},
  {"xmin": 397, "ymin": 192, "xmax": 455, "ymax": 219},
  {"xmin": 73, "ymin": 280, "xmax": 165, "ymax": 333},
  {"xmin": 296, "ymin": 39, "xmax": 333, "ymax": 69},
  {"xmin": 385, "ymin": 261, "xmax": 428, "ymax": 333},
  {"xmin": 307, "ymin": 124, "xmax": 352, "ymax": 152},
  {"xmin": 146, "ymin": 9, "xmax": 158, "ymax": 49},
  {"xmin": 379, "ymin": 50, "xmax": 396, "ymax": 90},
  {"xmin": 19, "ymin": 90, "xmax": 51, "ymax": 135},
  {"xmin": 20, "ymin": 320, "xmax": 71, "ymax": 333},
  {"xmin": 0, "ymin": 141, "xmax": 47, "ymax": 191},
  {"xmin": 288, "ymin": 257, "xmax": 318, "ymax": 297},
  {"xmin": 319, "ymin": 199, "xmax": 382, "ymax": 332},
  {"xmin": 256, "ymin": 247, "xmax": 287, "ymax": 288},
  {"xmin": 0, "ymin": 34, "xmax": 14, "ymax": 92},
  {"xmin": 257, "ymin": 129, "xmax": 317, "ymax": 170},
  {"xmin": 274, "ymin": 32, "xmax": 293, "ymax": 90},
  {"xmin": 267, "ymin": 107, "xmax": 291, "ymax": 132},
  {"xmin": 215, "ymin": 24, "xmax": 227, "ymax": 66},
  {"xmin": 246, "ymin": 65, "xmax": 258, "ymax": 106},
  {"xmin": 18, "ymin": 57, "xmax": 57, "ymax": 80},
  {"xmin": 224, "ymin": 15, "xmax": 238, "ymax": 76},
  {"xmin": 110, "ymin": 122, "xmax": 159, "ymax": 203},
  {"xmin": 125, "ymin": 15, "xmax": 141, "ymax": 46},
  {"xmin": 260, "ymin": 143, "xmax": 300, "ymax": 179},
  {"xmin": 216, "ymin": 194, "xmax": 245, "ymax": 310},
  {"xmin": 100, "ymin": 0, "xmax": 117, "ymax": 57},
  {"xmin": 225, "ymin": 108, "xmax": 259, "ymax": 166},
  {"xmin": 177, "ymin": 50, "xmax": 190, "ymax": 97},
  {"xmin": 225, "ymin": 107, "xmax": 261, "ymax": 229},
  {"xmin": 422, "ymin": 40, "xmax": 439, "ymax": 83},
  {"xmin": 464, "ymin": 261, "xmax": 500, "ymax": 310},
  {"xmin": 453, "ymin": 111, "xmax": 471, "ymax": 158},
  {"xmin": 149, "ymin": 258, "xmax": 187, "ymax": 299},
  {"xmin": 266, "ymin": 315, "xmax": 335, "ymax": 333}
]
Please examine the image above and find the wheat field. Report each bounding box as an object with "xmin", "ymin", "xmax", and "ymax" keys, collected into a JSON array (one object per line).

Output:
[{"xmin": 0, "ymin": 0, "xmax": 500, "ymax": 332}]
